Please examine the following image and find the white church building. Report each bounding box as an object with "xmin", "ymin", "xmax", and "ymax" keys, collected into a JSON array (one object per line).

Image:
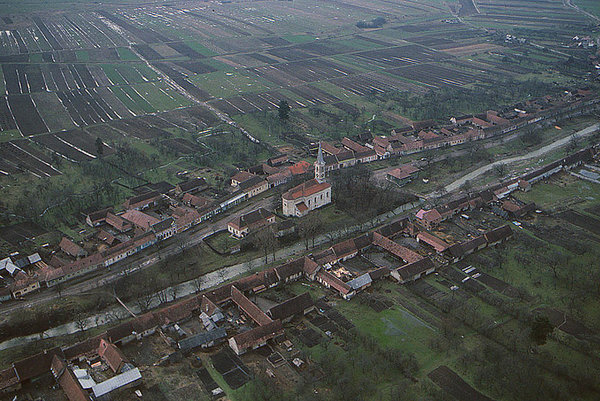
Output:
[{"xmin": 282, "ymin": 143, "xmax": 332, "ymax": 217}]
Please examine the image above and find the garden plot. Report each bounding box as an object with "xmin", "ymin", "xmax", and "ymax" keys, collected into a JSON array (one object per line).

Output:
[
  {"xmin": 428, "ymin": 366, "xmax": 495, "ymax": 401},
  {"xmin": 535, "ymin": 307, "xmax": 599, "ymax": 342},
  {"xmin": 557, "ymin": 210, "xmax": 600, "ymax": 236},
  {"xmin": 0, "ymin": 221, "xmax": 47, "ymax": 245},
  {"xmin": 2, "ymin": 64, "xmax": 46, "ymax": 94},
  {"xmin": 109, "ymin": 117, "xmax": 173, "ymax": 140},
  {"xmin": 287, "ymin": 85, "xmax": 339, "ymax": 106},
  {"xmin": 97, "ymin": 10, "xmax": 171, "ymax": 43},
  {"xmin": 210, "ymin": 91, "xmax": 300, "ymax": 115},
  {"xmin": 166, "ymin": 41, "xmax": 207, "ymax": 59},
  {"xmin": 330, "ymin": 73, "xmax": 419, "ymax": 97},
  {"xmin": 0, "ymin": 140, "xmax": 61, "ymax": 177},
  {"xmin": 160, "ymin": 105, "xmax": 220, "ymax": 130},
  {"xmin": 33, "ymin": 133, "xmax": 95, "ymax": 162},
  {"xmin": 388, "ymin": 63, "xmax": 477, "ymax": 89},
  {"xmin": 153, "ymin": 62, "xmax": 212, "ymax": 101},
  {"xmin": 352, "ymin": 44, "xmax": 450, "ymax": 69},
  {"xmin": 7, "ymin": 94, "xmax": 48, "ymax": 135},
  {"xmin": 294, "ymin": 327, "xmax": 323, "ymax": 347},
  {"xmin": 210, "ymin": 349, "xmax": 251, "ymax": 390},
  {"xmin": 161, "ymin": 138, "xmax": 205, "ymax": 154},
  {"xmin": 57, "ymin": 88, "xmax": 121, "ymax": 126},
  {"xmin": 56, "ymin": 129, "xmax": 113, "ymax": 156},
  {"xmin": 0, "ymin": 97, "xmax": 17, "ymax": 132},
  {"xmin": 272, "ymin": 59, "xmax": 356, "ymax": 83},
  {"xmin": 196, "ymin": 368, "xmax": 221, "ymax": 395}
]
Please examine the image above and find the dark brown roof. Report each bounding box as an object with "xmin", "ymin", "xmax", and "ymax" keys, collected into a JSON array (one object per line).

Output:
[
  {"xmin": 106, "ymin": 321, "xmax": 134, "ymax": 343},
  {"xmin": 394, "ymin": 257, "xmax": 434, "ymax": 281},
  {"xmin": 267, "ymin": 292, "xmax": 313, "ymax": 321},
  {"xmin": 353, "ymin": 233, "xmax": 372, "ymax": 251},
  {"xmin": 177, "ymin": 177, "xmax": 207, "ymax": 193},
  {"xmin": 484, "ymin": 225, "xmax": 513, "ymax": 244},
  {"xmin": 228, "ymin": 208, "xmax": 274, "ymax": 231},
  {"xmin": 231, "ymin": 320, "xmax": 284, "ymax": 350},
  {"xmin": 447, "ymin": 236, "xmax": 486, "ymax": 257},
  {"xmin": 332, "ymin": 239, "xmax": 358, "ymax": 259},
  {"xmin": 132, "ymin": 312, "xmax": 159, "ymax": 333},
  {"xmin": 13, "ymin": 346, "xmax": 64, "ymax": 382},
  {"xmin": 87, "ymin": 207, "xmax": 112, "ymax": 223},
  {"xmin": 368, "ymin": 266, "xmax": 390, "ymax": 281},
  {"xmin": 63, "ymin": 334, "xmax": 107, "ymax": 361},
  {"xmin": 375, "ymin": 218, "xmax": 407, "ymax": 238},
  {"xmin": 124, "ymin": 190, "xmax": 161, "ymax": 209},
  {"xmin": 274, "ymin": 258, "xmax": 303, "ymax": 281}
]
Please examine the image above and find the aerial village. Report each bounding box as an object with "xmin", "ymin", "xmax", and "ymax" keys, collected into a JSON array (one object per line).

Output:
[
  {"xmin": 0, "ymin": 88, "xmax": 598, "ymax": 299},
  {"xmin": 0, "ymin": 87, "xmax": 599, "ymax": 400}
]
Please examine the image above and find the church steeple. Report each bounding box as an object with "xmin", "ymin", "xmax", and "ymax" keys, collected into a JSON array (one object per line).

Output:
[{"xmin": 315, "ymin": 142, "xmax": 325, "ymax": 183}]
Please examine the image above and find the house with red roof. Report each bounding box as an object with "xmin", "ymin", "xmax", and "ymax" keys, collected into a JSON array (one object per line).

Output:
[
  {"xmin": 415, "ymin": 208, "xmax": 443, "ymax": 230},
  {"xmin": 282, "ymin": 144, "xmax": 331, "ymax": 217}
]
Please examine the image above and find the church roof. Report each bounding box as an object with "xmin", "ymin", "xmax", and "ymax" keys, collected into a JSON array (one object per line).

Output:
[
  {"xmin": 282, "ymin": 179, "xmax": 330, "ymax": 201},
  {"xmin": 316, "ymin": 142, "xmax": 325, "ymax": 165}
]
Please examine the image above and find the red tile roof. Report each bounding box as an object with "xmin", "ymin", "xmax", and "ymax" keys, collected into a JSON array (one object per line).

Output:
[
  {"xmin": 98, "ymin": 339, "xmax": 128, "ymax": 373},
  {"xmin": 288, "ymin": 161, "xmax": 312, "ymax": 176},
  {"xmin": 282, "ymin": 179, "xmax": 331, "ymax": 201},
  {"xmin": 105, "ymin": 212, "xmax": 132, "ymax": 232},
  {"xmin": 316, "ymin": 270, "xmax": 352, "ymax": 295},
  {"xmin": 231, "ymin": 286, "xmax": 273, "ymax": 326},
  {"xmin": 59, "ymin": 237, "xmax": 86, "ymax": 258},
  {"xmin": 416, "ymin": 232, "xmax": 449, "ymax": 252},
  {"xmin": 121, "ymin": 210, "xmax": 160, "ymax": 231},
  {"xmin": 372, "ymin": 232, "xmax": 422, "ymax": 264}
]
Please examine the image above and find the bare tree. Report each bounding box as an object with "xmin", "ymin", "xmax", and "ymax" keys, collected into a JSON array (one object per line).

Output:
[
  {"xmin": 298, "ymin": 213, "xmax": 321, "ymax": 249},
  {"xmin": 55, "ymin": 282, "xmax": 64, "ymax": 298},
  {"xmin": 494, "ymin": 163, "xmax": 507, "ymax": 177},
  {"xmin": 74, "ymin": 313, "xmax": 88, "ymax": 335},
  {"xmin": 157, "ymin": 288, "xmax": 169, "ymax": 304},
  {"xmin": 169, "ymin": 286, "xmax": 179, "ymax": 302},
  {"xmin": 253, "ymin": 227, "xmax": 277, "ymax": 263},
  {"xmin": 135, "ymin": 290, "xmax": 155, "ymax": 313},
  {"xmin": 193, "ymin": 277, "xmax": 204, "ymax": 294}
]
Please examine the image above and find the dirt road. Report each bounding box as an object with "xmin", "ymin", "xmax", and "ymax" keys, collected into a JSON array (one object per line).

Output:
[{"xmin": 443, "ymin": 123, "xmax": 599, "ymax": 193}]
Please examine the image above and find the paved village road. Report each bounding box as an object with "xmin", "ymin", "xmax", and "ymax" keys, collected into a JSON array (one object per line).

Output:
[
  {"xmin": 443, "ymin": 123, "xmax": 600, "ymax": 193},
  {"xmin": 0, "ymin": 196, "xmax": 275, "ymax": 316},
  {"xmin": 370, "ymin": 122, "xmax": 552, "ymax": 185}
]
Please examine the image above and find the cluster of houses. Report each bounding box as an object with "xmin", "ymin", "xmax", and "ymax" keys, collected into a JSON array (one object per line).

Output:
[
  {"xmin": 11, "ymin": 143, "xmax": 593, "ymax": 398},
  {"xmin": 1, "ymin": 152, "xmax": 322, "ymax": 299},
  {"xmin": 315, "ymin": 90, "xmax": 599, "ymax": 162},
  {"xmin": 413, "ymin": 147, "xmax": 596, "ymax": 233},
  {"xmin": 0, "ymin": 199, "xmax": 516, "ymax": 399}
]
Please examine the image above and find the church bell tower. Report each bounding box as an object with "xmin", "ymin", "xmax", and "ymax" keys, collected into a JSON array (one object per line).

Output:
[{"xmin": 315, "ymin": 142, "xmax": 325, "ymax": 183}]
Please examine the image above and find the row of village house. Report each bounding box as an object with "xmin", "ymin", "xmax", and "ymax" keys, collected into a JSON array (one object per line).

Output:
[
  {"xmin": 16, "ymin": 141, "xmax": 589, "ymax": 393},
  {"xmin": 7, "ymin": 137, "xmax": 595, "ymax": 299},
  {"xmin": 6, "ymin": 90, "xmax": 599, "ymax": 298},
  {"xmin": 0, "ymin": 209, "xmax": 515, "ymax": 397}
]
